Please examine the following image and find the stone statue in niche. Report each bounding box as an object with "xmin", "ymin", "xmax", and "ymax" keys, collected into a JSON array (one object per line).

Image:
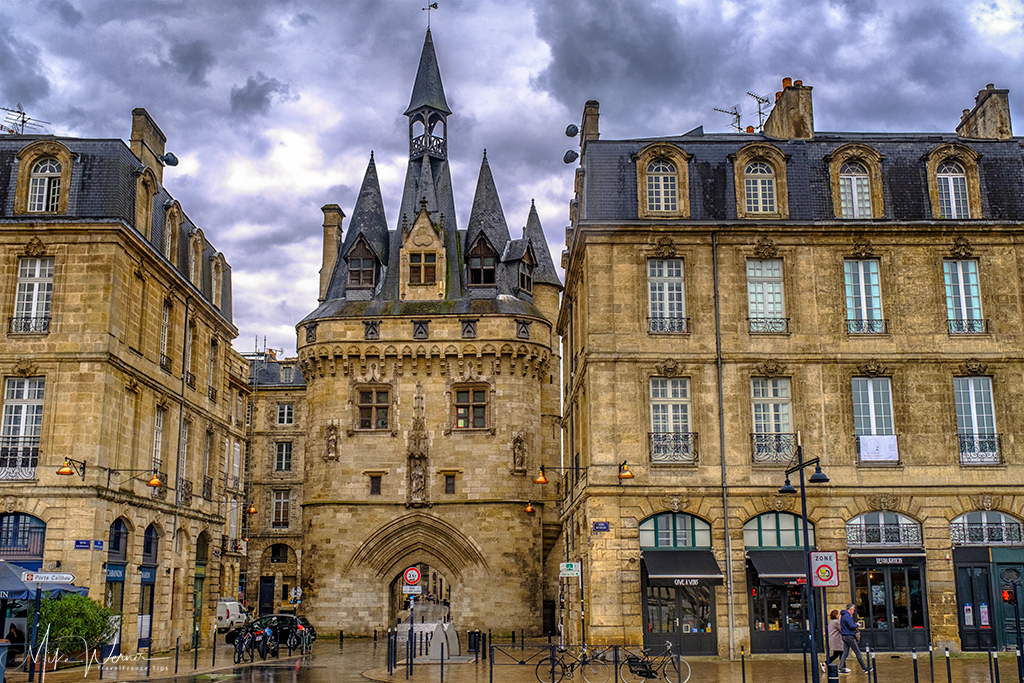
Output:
[
  {"xmin": 325, "ymin": 424, "xmax": 338, "ymax": 461},
  {"xmin": 410, "ymin": 460, "xmax": 426, "ymax": 499},
  {"xmin": 511, "ymin": 435, "xmax": 527, "ymax": 473},
  {"xmin": 407, "ymin": 382, "xmax": 429, "ymax": 507}
]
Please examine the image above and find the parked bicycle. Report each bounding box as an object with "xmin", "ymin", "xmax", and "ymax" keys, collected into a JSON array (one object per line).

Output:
[
  {"xmin": 620, "ymin": 642, "xmax": 690, "ymax": 683},
  {"xmin": 535, "ymin": 646, "xmax": 610, "ymax": 683},
  {"xmin": 233, "ymin": 623, "xmax": 255, "ymax": 663}
]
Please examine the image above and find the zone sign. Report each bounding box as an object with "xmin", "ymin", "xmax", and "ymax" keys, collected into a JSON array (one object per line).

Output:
[
  {"xmin": 404, "ymin": 567, "xmax": 421, "ymax": 585},
  {"xmin": 810, "ymin": 551, "xmax": 840, "ymax": 587}
]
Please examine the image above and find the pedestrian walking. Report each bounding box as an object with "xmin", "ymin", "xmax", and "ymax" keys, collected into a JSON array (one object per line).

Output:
[
  {"xmin": 821, "ymin": 610, "xmax": 843, "ymax": 673},
  {"xmin": 838, "ymin": 604, "xmax": 871, "ymax": 674}
]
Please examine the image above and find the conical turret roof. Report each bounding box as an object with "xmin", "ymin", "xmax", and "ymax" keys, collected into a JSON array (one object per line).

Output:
[
  {"xmin": 343, "ymin": 153, "xmax": 389, "ymax": 263},
  {"xmin": 523, "ymin": 200, "xmax": 562, "ymax": 288},
  {"xmin": 405, "ymin": 29, "xmax": 451, "ymax": 116},
  {"xmin": 465, "ymin": 151, "xmax": 511, "ymax": 255}
]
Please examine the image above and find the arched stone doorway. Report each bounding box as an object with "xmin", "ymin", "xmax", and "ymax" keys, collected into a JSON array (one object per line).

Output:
[
  {"xmin": 259, "ymin": 543, "xmax": 298, "ymax": 615},
  {"xmin": 389, "ymin": 562, "xmax": 453, "ymax": 628}
]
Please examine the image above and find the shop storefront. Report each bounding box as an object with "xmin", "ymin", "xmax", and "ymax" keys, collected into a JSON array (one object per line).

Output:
[
  {"xmin": 106, "ymin": 518, "xmax": 129, "ymax": 656},
  {"xmin": 137, "ymin": 566, "xmax": 155, "ymax": 650},
  {"xmin": 951, "ymin": 511, "xmax": 1024, "ymax": 651},
  {"xmin": 850, "ymin": 552, "xmax": 928, "ymax": 650},
  {"xmin": 747, "ymin": 550, "xmax": 817, "ymax": 653},
  {"xmin": 638, "ymin": 512, "xmax": 720, "ymax": 656}
]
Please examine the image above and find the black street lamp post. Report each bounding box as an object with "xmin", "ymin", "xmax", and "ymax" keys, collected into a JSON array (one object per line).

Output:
[{"xmin": 779, "ymin": 434, "xmax": 829, "ymax": 683}]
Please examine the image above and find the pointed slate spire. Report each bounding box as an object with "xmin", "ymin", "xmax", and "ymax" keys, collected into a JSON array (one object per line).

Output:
[
  {"xmin": 342, "ymin": 153, "xmax": 389, "ymax": 263},
  {"xmin": 416, "ymin": 155, "xmax": 439, "ymax": 216},
  {"xmin": 524, "ymin": 199, "xmax": 562, "ymax": 288},
  {"xmin": 405, "ymin": 29, "xmax": 451, "ymax": 116},
  {"xmin": 466, "ymin": 151, "xmax": 511, "ymax": 256}
]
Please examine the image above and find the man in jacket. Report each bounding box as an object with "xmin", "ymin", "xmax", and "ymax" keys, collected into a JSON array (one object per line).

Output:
[{"xmin": 839, "ymin": 604, "xmax": 871, "ymax": 674}]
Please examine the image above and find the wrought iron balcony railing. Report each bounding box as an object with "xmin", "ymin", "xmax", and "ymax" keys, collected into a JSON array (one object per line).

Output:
[
  {"xmin": 208, "ymin": 386, "xmax": 218, "ymax": 402},
  {"xmin": 948, "ymin": 318, "xmax": 988, "ymax": 334},
  {"xmin": 958, "ymin": 433, "xmax": 1001, "ymax": 465},
  {"xmin": 748, "ymin": 318, "xmax": 789, "ymax": 334},
  {"xmin": 648, "ymin": 317, "xmax": 689, "ymax": 334},
  {"xmin": 203, "ymin": 476, "xmax": 214, "ymax": 501},
  {"xmin": 0, "ymin": 526, "xmax": 45, "ymax": 560},
  {"xmin": 846, "ymin": 523, "xmax": 923, "ymax": 547},
  {"xmin": 847, "ymin": 318, "xmax": 887, "ymax": 334},
  {"xmin": 649, "ymin": 432, "xmax": 698, "ymax": 464},
  {"xmin": 185, "ymin": 372, "xmax": 196, "ymax": 389},
  {"xmin": 9, "ymin": 317, "xmax": 50, "ymax": 334},
  {"xmin": 954, "ymin": 432, "xmax": 1003, "ymax": 464},
  {"xmin": 750, "ymin": 432, "xmax": 797, "ymax": 464},
  {"xmin": 951, "ymin": 521, "xmax": 1023, "ymax": 546},
  {"xmin": 160, "ymin": 354, "xmax": 172, "ymax": 373},
  {"xmin": 0, "ymin": 436, "xmax": 39, "ymax": 480}
]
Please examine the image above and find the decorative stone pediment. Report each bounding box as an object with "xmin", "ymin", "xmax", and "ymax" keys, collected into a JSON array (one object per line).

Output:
[
  {"xmin": 755, "ymin": 359, "xmax": 787, "ymax": 377},
  {"xmin": 754, "ymin": 237, "xmax": 778, "ymax": 259}
]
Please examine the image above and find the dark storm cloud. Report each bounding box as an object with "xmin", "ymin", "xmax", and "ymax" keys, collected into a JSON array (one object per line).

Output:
[
  {"xmin": 46, "ymin": 0, "xmax": 84, "ymax": 27},
  {"xmin": 169, "ymin": 40, "xmax": 216, "ymax": 86},
  {"xmin": 0, "ymin": 27, "xmax": 51, "ymax": 106},
  {"xmin": 229, "ymin": 72, "xmax": 295, "ymax": 118}
]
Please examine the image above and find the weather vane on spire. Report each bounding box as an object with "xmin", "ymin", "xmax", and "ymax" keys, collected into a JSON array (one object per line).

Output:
[{"xmin": 422, "ymin": 2, "xmax": 438, "ymax": 28}]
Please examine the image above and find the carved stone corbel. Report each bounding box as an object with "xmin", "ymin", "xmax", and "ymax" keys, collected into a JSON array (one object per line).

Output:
[
  {"xmin": 754, "ymin": 236, "xmax": 778, "ymax": 259},
  {"xmin": 755, "ymin": 359, "xmax": 787, "ymax": 377}
]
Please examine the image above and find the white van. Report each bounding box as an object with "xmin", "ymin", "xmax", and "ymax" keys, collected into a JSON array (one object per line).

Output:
[{"xmin": 216, "ymin": 600, "xmax": 248, "ymax": 632}]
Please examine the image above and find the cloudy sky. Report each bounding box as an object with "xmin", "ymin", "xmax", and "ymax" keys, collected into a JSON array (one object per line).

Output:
[{"xmin": 3, "ymin": 0, "xmax": 1023, "ymax": 355}]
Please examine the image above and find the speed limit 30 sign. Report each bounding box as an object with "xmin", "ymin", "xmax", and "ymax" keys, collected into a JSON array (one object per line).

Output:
[{"xmin": 810, "ymin": 551, "xmax": 839, "ymax": 587}]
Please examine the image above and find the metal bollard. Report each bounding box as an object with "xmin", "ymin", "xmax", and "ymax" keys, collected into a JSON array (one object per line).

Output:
[
  {"xmin": 375, "ymin": 629, "xmax": 378, "ymax": 643},
  {"xmin": 212, "ymin": 630, "xmax": 217, "ymax": 667},
  {"xmin": 914, "ymin": 648, "xmax": 920, "ymax": 683},
  {"xmin": 512, "ymin": 630, "xmax": 516, "ymax": 646},
  {"xmin": 194, "ymin": 635, "xmax": 199, "ymax": 670},
  {"xmin": 872, "ymin": 649, "xmax": 878, "ymax": 683},
  {"xmin": 741, "ymin": 646, "xmax": 746, "ymax": 683},
  {"xmin": 946, "ymin": 647, "xmax": 952, "ymax": 683},
  {"xmin": 175, "ymin": 637, "xmax": 180, "ymax": 674},
  {"xmin": 803, "ymin": 643, "xmax": 808, "ymax": 683},
  {"xmin": 440, "ymin": 642, "xmax": 445, "ymax": 683},
  {"xmin": 929, "ymin": 644, "xmax": 935, "ymax": 683},
  {"xmin": 147, "ymin": 644, "xmax": 152, "ymax": 678},
  {"xmin": 994, "ymin": 649, "xmax": 1001, "ymax": 683},
  {"xmin": 521, "ymin": 629, "xmax": 524, "ymax": 650},
  {"xmin": 340, "ymin": 630, "xmax": 344, "ymax": 645},
  {"xmin": 827, "ymin": 663, "xmax": 840, "ymax": 683},
  {"xmin": 990, "ymin": 648, "xmax": 996, "ymax": 683}
]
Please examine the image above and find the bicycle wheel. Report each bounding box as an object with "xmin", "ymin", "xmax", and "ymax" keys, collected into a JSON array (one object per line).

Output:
[
  {"xmin": 302, "ymin": 634, "xmax": 313, "ymax": 654},
  {"xmin": 269, "ymin": 634, "xmax": 279, "ymax": 658},
  {"xmin": 258, "ymin": 635, "xmax": 268, "ymax": 660},
  {"xmin": 581, "ymin": 657, "xmax": 610, "ymax": 683},
  {"xmin": 245, "ymin": 634, "xmax": 255, "ymax": 662},
  {"xmin": 536, "ymin": 657, "xmax": 566, "ymax": 683},
  {"xmin": 662, "ymin": 656, "xmax": 691, "ymax": 683},
  {"xmin": 233, "ymin": 636, "xmax": 244, "ymax": 664},
  {"xmin": 287, "ymin": 631, "xmax": 299, "ymax": 652}
]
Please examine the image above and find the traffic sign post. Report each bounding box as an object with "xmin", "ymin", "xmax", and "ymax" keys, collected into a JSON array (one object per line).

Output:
[
  {"xmin": 404, "ymin": 567, "xmax": 421, "ymax": 585},
  {"xmin": 22, "ymin": 572, "xmax": 75, "ymax": 583},
  {"xmin": 810, "ymin": 552, "xmax": 839, "ymax": 588}
]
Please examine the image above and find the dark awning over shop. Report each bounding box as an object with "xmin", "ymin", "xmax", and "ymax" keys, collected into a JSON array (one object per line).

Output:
[
  {"xmin": 747, "ymin": 550, "xmax": 807, "ymax": 585},
  {"xmin": 642, "ymin": 550, "xmax": 724, "ymax": 586}
]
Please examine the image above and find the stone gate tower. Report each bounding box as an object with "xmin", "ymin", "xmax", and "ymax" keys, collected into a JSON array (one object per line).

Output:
[{"xmin": 293, "ymin": 29, "xmax": 563, "ymax": 634}]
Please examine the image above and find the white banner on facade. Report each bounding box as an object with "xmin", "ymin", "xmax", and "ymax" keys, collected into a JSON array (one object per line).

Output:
[{"xmin": 859, "ymin": 435, "xmax": 898, "ymax": 461}]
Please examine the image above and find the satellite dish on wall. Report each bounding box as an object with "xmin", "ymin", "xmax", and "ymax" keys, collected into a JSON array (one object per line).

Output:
[
  {"xmin": 160, "ymin": 152, "xmax": 179, "ymax": 166},
  {"xmin": 565, "ymin": 124, "xmax": 579, "ymax": 137},
  {"xmin": 563, "ymin": 150, "xmax": 579, "ymax": 164}
]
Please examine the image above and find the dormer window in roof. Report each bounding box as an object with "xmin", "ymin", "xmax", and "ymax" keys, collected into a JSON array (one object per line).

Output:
[
  {"xmin": 14, "ymin": 140, "xmax": 74, "ymax": 217},
  {"xmin": 410, "ymin": 252, "xmax": 437, "ymax": 285},
  {"xmin": 839, "ymin": 161, "xmax": 872, "ymax": 218},
  {"xmin": 346, "ymin": 239, "xmax": 377, "ymax": 289},
  {"xmin": 519, "ymin": 261, "xmax": 533, "ymax": 294},
  {"xmin": 733, "ymin": 143, "xmax": 789, "ymax": 219},
  {"xmin": 924, "ymin": 144, "xmax": 981, "ymax": 220},
  {"xmin": 468, "ymin": 238, "xmax": 497, "ymax": 286},
  {"xmin": 744, "ymin": 162, "xmax": 776, "ymax": 214},
  {"xmin": 28, "ymin": 158, "xmax": 62, "ymax": 212},
  {"xmin": 937, "ymin": 161, "xmax": 970, "ymax": 219}
]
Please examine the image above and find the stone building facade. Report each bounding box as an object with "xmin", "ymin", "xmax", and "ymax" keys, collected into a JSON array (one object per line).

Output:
[
  {"xmin": 244, "ymin": 29, "xmax": 563, "ymax": 635},
  {"xmin": 560, "ymin": 81, "xmax": 1024, "ymax": 656},
  {"xmin": 0, "ymin": 109, "xmax": 249, "ymax": 653}
]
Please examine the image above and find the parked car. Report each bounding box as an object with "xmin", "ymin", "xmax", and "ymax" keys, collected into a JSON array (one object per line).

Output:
[
  {"xmin": 217, "ymin": 600, "xmax": 249, "ymax": 633},
  {"xmin": 225, "ymin": 614, "xmax": 316, "ymax": 651}
]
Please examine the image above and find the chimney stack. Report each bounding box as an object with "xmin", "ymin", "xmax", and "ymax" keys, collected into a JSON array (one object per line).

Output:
[
  {"xmin": 763, "ymin": 77, "xmax": 814, "ymax": 140},
  {"xmin": 319, "ymin": 205, "xmax": 346, "ymax": 301},
  {"xmin": 130, "ymin": 108, "xmax": 168, "ymax": 183},
  {"xmin": 956, "ymin": 84, "xmax": 1012, "ymax": 140}
]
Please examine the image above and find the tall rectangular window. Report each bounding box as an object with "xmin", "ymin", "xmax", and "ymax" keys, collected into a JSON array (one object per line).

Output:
[
  {"xmin": 445, "ymin": 474, "xmax": 456, "ymax": 494},
  {"xmin": 358, "ymin": 389, "xmax": 389, "ymax": 430},
  {"xmin": 1, "ymin": 378, "xmax": 44, "ymax": 477},
  {"xmin": 455, "ymin": 388, "xmax": 487, "ymax": 429},
  {"xmin": 232, "ymin": 442, "xmax": 241, "ymax": 489},
  {"xmin": 839, "ymin": 162, "xmax": 872, "ymax": 218},
  {"xmin": 160, "ymin": 302, "xmax": 172, "ymax": 371},
  {"xmin": 648, "ymin": 259, "xmax": 686, "ymax": 333},
  {"xmin": 369, "ymin": 475, "xmax": 382, "ymax": 495},
  {"xmin": 853, "ymin": 377, "xmax": 898, "ymax": 462},
  {"xmin": 649, "ymin": 378, "xmax": 694, "ymax": 463},
  {"xmin": 277, "ymin": 403, "xmax": 293, "ymax": 425},
  {"xmin": 747, "ymin": 259, "xmax": 786, "ymax": 333},
  {"xmin": 152, "ymin": 406, "xmax": 165, "ymax": 471},
  {"xmin": 184, "ymin": 325, "xmax": 194, "ymax": 385},
  {"xmin": 955, "ymin": 377, "xmax": 999, "ymax": 464},
  {"xmin": 272, "ymin": 491, "xmax": 290, "ymax": 528},
  {"xmin": 228, "ymin": 499, "xmax": 238, "ymax": 540},
  {"xmin": 844, "ymin": 260, "xmax": 884, "ymax": 333},
  {"xmin": 275, "ymin": 442, "xmax": 292, "ymax": 472},
  {"xmin": 203, "ymin": 431, "xmax": 212, "ymax": 478},
  {"xmin": 944, "ymin": 260, "xmax": 985, "ymax": 333},
  {"xmin": 751, "ymin": 378, "xmax": 794, "ymax": 463},
  {"xmin": 13, "ymin": 258, "xmax": 54, "ymax": 334}
]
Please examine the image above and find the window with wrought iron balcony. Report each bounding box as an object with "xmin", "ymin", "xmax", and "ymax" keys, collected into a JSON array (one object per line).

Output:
[
  {"xmin": 950, "ymin": 511, "xmax": 1023, "ymax": 546},
  {"xmin": 0, "ymin": 436, "xmax": 40, "ymax": 480},
  {"xmin": 846, "ymin": 512, "xmax": 922, "ymax": 547}
]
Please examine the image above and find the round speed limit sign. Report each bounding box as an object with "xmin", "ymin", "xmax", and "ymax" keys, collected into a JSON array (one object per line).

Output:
[{"xmin": 404, "ymin": 566, "xmax": 421, "ymax": 585}]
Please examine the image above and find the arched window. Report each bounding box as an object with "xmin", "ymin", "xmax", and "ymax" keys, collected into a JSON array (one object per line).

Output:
[
  {"xmin": 646, "ymin": 160, "xmax": 678, "ymax": 213},
  {"xmin": 839, "ymin": 161, "xmax": 872, "ymax": 218},
  {"xmin": 108, "ymin": 518, "xmax": 129, "ymax": 563},
  {"xmin": 744, "ymin": 512, "xmax": 814, "ymax": 548},
  {"xmin": 639, "ymin": 512, "xmax": 711, "ymax": 549},
  {"xmin": 744, "ymin": 162, "xmax": 776, "ymax": 214},
  {"xmin": 468, "ymin": 239, "xmax": 497, "ymax": 286},
  {"xmin": 347, "ymin": 240, "xmax": 376, "ymax": 288},
  {"xmin": 270, "ymin": 543, "xmax": 291, "ymax": 563},
  {"xmin": 196, "ymin": 532, "xmax": 210, "ymax": 564},
  {"xmin": 847, "ymin": 512, "xmax": 921, "ymax": 547},
  {"xmin": 937, "ymin": 161, "xmax": 970, "ymax": 219},
  {"xmin": 142, "ymin": 524, "xmax": 159, "ymax": 564},
  {"xmin": 0, "ymin": 513, "xmax": 45, "ymax": 560},
  {"xmin": 28, "ymin": 158, "xmax": 62, "ymax": 212},
  {"xmin": 951, "ymin": 511, "xmax": 1023, "ymax": 546}
]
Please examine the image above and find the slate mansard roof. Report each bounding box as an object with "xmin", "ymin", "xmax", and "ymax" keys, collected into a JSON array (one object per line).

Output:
[
  {"xmin": 0, "ymin": 133, "xmax": 234, "ymax": 325},
  {"xmin": 580, "ymin": 130, "xmax": 1024, "ymax": 223}
]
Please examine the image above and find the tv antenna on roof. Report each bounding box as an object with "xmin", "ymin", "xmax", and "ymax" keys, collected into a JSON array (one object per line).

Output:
[
  {"xmin": 747, "ymin": 91, "xmax": 771, "ymax": 133},
  {"xmin": 1, "ymin": 104, "xmax": 49, "ymax": 135},
  {"xmin": 713, "ymin": 105, "xmax": 741, "ymax": 133}
]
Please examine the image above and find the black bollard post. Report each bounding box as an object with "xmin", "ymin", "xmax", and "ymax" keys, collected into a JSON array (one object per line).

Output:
[
  {"xmin": 194, "ymin": 634, "xmax": 199, "ymax": 670},
  {"xmin": 995, "ymin": 650, "xmax": 1002, "ymax": 683},
  {"xmin": 803, "ymin": 642, "xmax": 809, "ymax": 683},
  {"xmin": 991, "ymin": 649, "xmax": 996, "ymax": 683},
  {"xmin": 741, "ymin": 646, "xmax": 746, "ymax": 683},
  {"xmin": 914, "ymin": 648, "xmax": 920, "ymax": 683},
  {"xmin": 929, "ymin": 644, "xmax": 935, "ymax": 683},
  {"xmin": 440, "ymin": 641, "xmax": 445, "ymax": 683},
  {"xmin": 946, "ymin": 647, "xmax": 952, "ymax": 683},
  {"xmin": 147, "ymin": 643, "xmax": 152, "ymax": 677},
  {"xmin": 521, "ymin": 629, "xmax": 525, "ymax": 650},
  {"xmin": 212, "ymin": 630, "xmax": 217, "ymax": 667},
  {"xmin": 512, "ymin": 630, "xmax": 516, "ymax": 646},
  {"xmin": 175, "ymin": 636, "xmax": 180, "ymax": 674},
  {"xmin": 340, "ymin": 630, "xmax": 344, "ymax": 645},
  {"xmin": 872, "ymin": 650, "xmax": 878, "ymax": 683},
  {"xmin": 375, "ymin": 629, "xmax": 378, "ymax": 643}
]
